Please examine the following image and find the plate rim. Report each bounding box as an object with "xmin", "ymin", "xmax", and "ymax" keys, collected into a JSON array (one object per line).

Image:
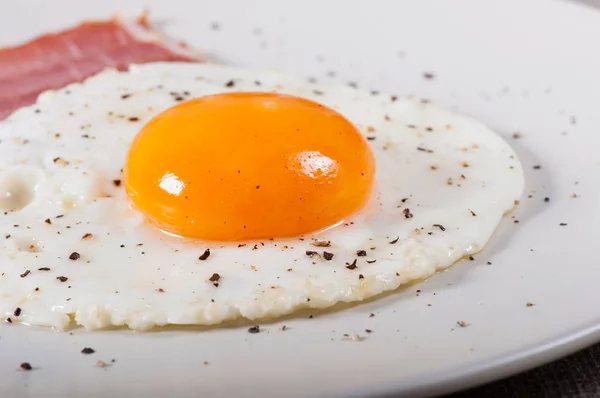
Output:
[{"xmin": 352, "ymin": 321, "xmax": 600, "ymax": 397}]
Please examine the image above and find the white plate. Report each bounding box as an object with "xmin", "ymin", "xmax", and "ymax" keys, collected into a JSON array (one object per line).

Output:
[{"xmin": 1, "ymin": 0, "xmax": 600, "ymax": 397}]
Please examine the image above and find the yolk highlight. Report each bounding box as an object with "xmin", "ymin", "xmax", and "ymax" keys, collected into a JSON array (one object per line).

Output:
[{"xmin": 124, "ymin": 92, "xmax": 375, "ymax": 241}]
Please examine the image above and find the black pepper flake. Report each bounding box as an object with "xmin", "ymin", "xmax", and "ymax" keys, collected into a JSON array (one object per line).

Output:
[
  {"xmin": 14, "ymin": 307, "xmax": 21, "ymax": 317},
  {"xmin": 112, "ymin": 179, "xmax": 122, "ymax": 187},
  {"xmin": 402, "ymin": 208, "xmax": 413, "ymax": 219},
  {"xmin": 120, "ymin": 94, "xmax": 131, "ymax": 99},
  {"xmin": 358, "ymin": 274, "xmax": 365, "ymax": 279},
  {"xmin": 69, "ymin": 252, "xmax": 81, "ymax": 261},
  {"xmin": 469, "ymin": 210, "xmax": 477, "ymax": 217},
  {"xmin": 20, "ymin": 363, "xmax": 32, "ymax": 371},
  {"xmin": 6, "ymin": 317, "xmax": 12, "ymax": 323},
  {"xmin": 559, "ymin": 223, "xmax": 568, "ymax": 226},
  {"xmin": 20, "ymin": 270, "xmax": 30, "ymax": 278},
  {"xmin": 323, "ymin": 251, "xmax": 334, "ymax": 261},
  {"xmin": 468, "ymin": 256, "xmax": 474, "ymax": 261},
  {"xmin": 533, "ymin": 165, "xmax": 542, "ymax": 170},
  {"xmin": 56, "ymin": 276, "xmax": 68, "ymax": 282},
  {"xmin": 514, "ymin": 220, "xmax": 520, "ymax": 224},
  {"xmin": 487, "ymin": 261, "xmax": 492, "ymax": 265},
  {"xmin": 356, "ymin": 250, "xmax": 367, "ymax": 257},
  {"xmin": 366, "ymin": 260, "xmax": 377, "ymax": 264},
  {"xmin": 199, "ymin": 249, "xmax": 211, "ymax": 261},
  {"xmin": 417, "ymin": 147, "xmax": 434, "ymax": 153},
  {"xmin": 432, "ymin": 224, "xmax": 446, "ymax": 231},
  {"xmin": 247, "ymin": 325, "xmax": 260, "ymax": 334},
  {"xmin": 44, "ymin": 218, "xmax": 52, "ymax": 225},
  {"xmin": 345, "ymin": 259, "xmax": 358, "ymax": 270},
  {"xmin": 367, "ymin": 137, "xmax": 377, "ymax": 141},
  {"xmin": 128, "ymin": 117, "xmax": 140, "ymax": 122},
  {"xmin": 81, "ymin": 347, "xmax": 95, "ymax": 354},
  {"xmin": 305, "ymin": 250, "xmax": 320, "ymax": 258},
  {"xmin": 365, "ymin": 329, "xmax": 372, "ymax": 333},
  {"xmin": 53, "ymin": 157, "xmax": 69, "ymax": 166},
  {"xmin": 225, "ymin": 80, "xmax": 235, "ymax": 88},
  {"xmin": 38, "ymin": 267, "xmax": 50, "ymax": 271},
  {"xmin": 389, "ymin": 237, "xmax": 399, "ymax": 244},
  {"xmin": 423, "ymin": 72, "xmax": 435, "ymax": 80},
  {"xmin": 369, "ymin": 313, "xmax": 375, "ymax": 318},
  {"xmin": 208, "ymin": 273, "xmax": 221, "ymax": 286},
  {"xmin": 544, "ymin": 197, "xmax": 550, "ymax": 202}
]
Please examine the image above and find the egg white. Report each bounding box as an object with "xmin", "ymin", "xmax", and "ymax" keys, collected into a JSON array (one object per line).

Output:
[{"xmin": 0, "ymin": 63, "xmax": 524, "ymax": 330}]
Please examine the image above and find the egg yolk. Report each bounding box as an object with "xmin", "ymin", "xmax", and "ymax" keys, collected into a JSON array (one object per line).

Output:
[{"xmin": 124, "ymin": 92, "xmax": 375, "ymax": 241}]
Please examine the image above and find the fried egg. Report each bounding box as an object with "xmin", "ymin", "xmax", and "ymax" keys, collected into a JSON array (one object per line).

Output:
[{"xmin": 0, "ymin": 63, "xmax": 524, "ymax": 330}]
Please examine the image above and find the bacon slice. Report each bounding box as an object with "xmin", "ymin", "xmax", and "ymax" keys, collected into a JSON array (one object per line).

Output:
[{"xmin": 0, "ymin": 13, "xmax": 203, "ymax": 120}]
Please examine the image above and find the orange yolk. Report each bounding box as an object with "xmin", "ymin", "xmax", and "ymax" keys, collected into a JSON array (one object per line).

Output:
[{"xmin": 124, "ymin": 92, "xmax": 375, "ymax": 241}]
